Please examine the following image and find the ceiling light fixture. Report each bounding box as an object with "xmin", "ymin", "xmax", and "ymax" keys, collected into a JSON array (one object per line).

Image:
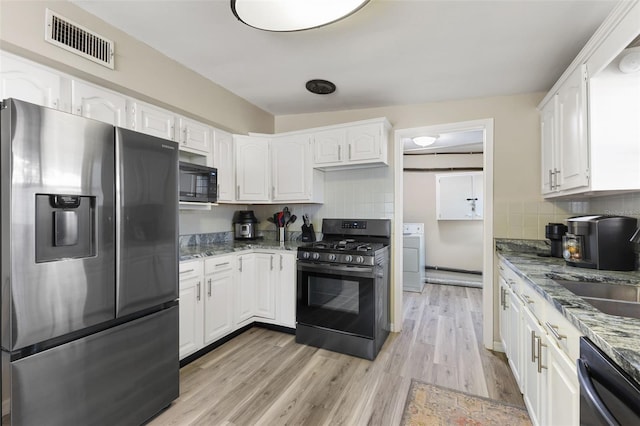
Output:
[
  {"xmin": 413, "ymin": 136, "xmax": 437, "ymax": 147},
  {"xmin": 230, "ymin": 0, "xmax": 370, "ymax": 32}
]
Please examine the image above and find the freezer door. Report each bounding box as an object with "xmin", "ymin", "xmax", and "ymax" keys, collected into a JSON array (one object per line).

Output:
[
  {"xmin": 116, "ymin": 128, "xmax": 178, "ymax": 317},
  {"xmin": 7, "ymin": 306, "xmax": 179, "ymax": 426},
  {"xmin": 1, "ymin": 99, "xmax": 116, "ymax": 351}
]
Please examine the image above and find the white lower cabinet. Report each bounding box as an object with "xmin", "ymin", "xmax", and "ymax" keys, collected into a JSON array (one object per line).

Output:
[
  {"xmin": 254, "ymin": 252, "xmax": 276, "ymax": 320},
  {"xmin": 178, "ymin": 260, "xmax": 204, "ymax": 359},
  {"xmin": 180, "ymin": 250, "xmax": 297, "ymax": 360},
  {"xmin": 498, "ymin": 258, "xmax": 581, "ymax": 426},
  {"xmin": 235, "ymin": 252, "xmax": 256, "ymax": 325},
  {"xmin": 203, "ymin": 255, "xmax": 235, "ymax": 344},
  {"xmin": 276, "ymin": 252, "xmax": 297, "ymax": 328}
]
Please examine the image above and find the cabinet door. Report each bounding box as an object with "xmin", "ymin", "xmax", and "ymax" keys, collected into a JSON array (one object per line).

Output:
[
  {"xmin": 557, "ymin": 65, "xmax": 589, "ymax": 191},
  {"xmin": 507, "ymin": 288, "xmax": 524, "ymax": 390},
  {"xmin": 254, "ymin": 253, "xmax": 276, "ymax": 320},
  {"xmin": 546, "ymin": 340, "xmax": 580, "ymax": 426},
  {"xmin": 276, "ymin": 252, "xmax": 296, "ymax": 328},
  {"xmin": 178, "ymin": 117, "xmax": 212, "ymax": 155},
  {"xmin": 213, "ymin": 129, "xmax": 235, "ymax": 202},
  {"xmin": 71, "ymin": 80, "xmax": 127, "ymax": 126},
  {"xmin": 271, "ymin": 134, "xmax": 311, "ymax": 201},
  {"xmin": 178, "ymin": 262, "xmax": 204, "ymax": 359},
  {"xmin": 0, "ymin": 53, "xmax": 61, "ymax": 109},
  {"xmin": 235, "ymin": 254, "xmax": 256, "ymax": 324},
  {"xmin": 313, "ymin": 128, "xmax": 345, "ymax": 165},
  {"xmin": 203, "ymin": 262, "xmax": 234, "ymax": 344},
  {"xmin": 347, "ymin": 123, "xmax": 382, "ymax": 162},
  {"xmin": 235, "ymin": 135, "xmax": 270, "ymax": 202},
  {"xmin": 522, "ymin": 308, "xmax": 548, "ymax": 426},
  {"xmin": 131, "ymin": 101, "xmax": 175, "ymax": 140},
  {"xmin": 498, "ymin": 277, "xmax": 511, "ymax": 352},
  {"xmin": 540, "ymin": 96, "xmax": 559, "ymax": 194}
]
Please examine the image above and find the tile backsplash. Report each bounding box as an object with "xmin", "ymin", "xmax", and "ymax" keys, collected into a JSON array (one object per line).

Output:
[{"xmin": 495, "ymin": 192, "xmax": 640, "ymax": 239}]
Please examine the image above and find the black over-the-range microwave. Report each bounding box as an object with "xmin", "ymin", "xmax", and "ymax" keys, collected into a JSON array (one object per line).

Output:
[{"xmin": 179, "ymin": 161, "xmax": 218, "ymax": 203}]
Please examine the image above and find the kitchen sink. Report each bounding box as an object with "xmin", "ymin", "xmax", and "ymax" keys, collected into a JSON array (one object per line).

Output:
[{"xmin": 553, "ymin": 279, "xmax": 640, "ymax": 319}]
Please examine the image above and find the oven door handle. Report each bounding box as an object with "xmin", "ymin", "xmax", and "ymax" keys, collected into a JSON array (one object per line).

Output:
[
  {"xmin": 577, "ymin": 358, "xmax": 619, "ymax": 426},
  {"xmin": 297, "ymin": 261, "xmax": 375, "ymax": 277}
]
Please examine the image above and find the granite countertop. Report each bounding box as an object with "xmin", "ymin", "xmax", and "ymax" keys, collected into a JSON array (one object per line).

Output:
[
  {"xmin": 180, "ymin": 239, "xmax": 305, "ymax": 262},
  {"xmin": 496, "ymin": 239, "xmax": 640, "ymax": 385}
]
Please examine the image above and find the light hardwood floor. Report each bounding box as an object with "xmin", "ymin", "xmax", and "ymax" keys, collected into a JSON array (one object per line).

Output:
[{"xmin": 148, "ymin": 284, "xmax": 523, "ymax": 425}]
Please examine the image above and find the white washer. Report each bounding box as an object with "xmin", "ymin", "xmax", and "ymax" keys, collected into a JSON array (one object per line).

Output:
[{"xmin": 403, "ymin": 223, "xmax": 425, "ymax": 292}]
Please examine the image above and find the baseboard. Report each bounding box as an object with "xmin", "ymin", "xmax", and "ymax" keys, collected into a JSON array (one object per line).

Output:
[
  {"xmin": 493, "ymin": 340, "xmax": 505, "ymax": 353},
  {"xmin": 179, "ymin": 322, "xmax": 295, "ymax": 368},
  {"xmin": 425, "ymin": 265, "xmax": 482, "ymax": 275}
]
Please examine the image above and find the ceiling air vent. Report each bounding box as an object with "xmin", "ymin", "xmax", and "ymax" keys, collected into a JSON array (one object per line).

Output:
[{"xmin": 45, "ymin": 9, "xmax": 114, "ymax": 69}]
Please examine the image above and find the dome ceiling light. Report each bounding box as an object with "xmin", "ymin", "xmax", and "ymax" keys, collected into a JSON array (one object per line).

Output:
[
  {"xmin": 413, "ymin": 136, "xmax": 438, "ymax": 147},
  {"xmin": 230, "ymin": 0, "xmax": 370, "ymax": 32},
  {"xmin": 306, "ymin": 79, "xmax": 336, "ymax": 95}
]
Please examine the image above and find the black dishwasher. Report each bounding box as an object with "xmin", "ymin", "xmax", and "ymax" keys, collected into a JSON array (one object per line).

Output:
[{"xmin": 577, "ymin": 337, "xmax": 640, "ymax": 425}]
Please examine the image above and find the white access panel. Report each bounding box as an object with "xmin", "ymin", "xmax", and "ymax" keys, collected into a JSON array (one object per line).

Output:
[{"xmin": 403, "ymin": 223, "xmax": 425, "ymax": 292}]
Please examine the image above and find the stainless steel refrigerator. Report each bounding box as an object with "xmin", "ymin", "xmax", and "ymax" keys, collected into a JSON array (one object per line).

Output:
[{"xmin": 1, "ymin": 99, "xmax": 179, "ymax": 425}]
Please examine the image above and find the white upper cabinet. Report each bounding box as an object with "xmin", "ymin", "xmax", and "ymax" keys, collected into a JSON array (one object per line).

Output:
[
  {"xmin": 178, "ymin": 116, "xmax": 212, "ymax": 156},
  {"xmin": 129, "ymin": 100, "xmax": 175, "ymax": 141},
  {"xmin": 271, "ymin": 133, "xmax": 323, "ymax": 203},
  {"xmin": 436, "ymin": 172, "xmax": 483, "ymax": 220},
  {"xmin": 312, "ymin": 118, "xmax": 390, "ymax": 170},
  {"xmin": 347, "ymin": 123, "xmax": 384, "ymax": 162},
  {"xmin": 556, "ymin": 64, "xmax": 589, "ymax": 192},
  {"xmin": 213, "ymin": 128, "xmax": 235, "ymax": 203},
  {"xmin": 71, "ymin": 80, "xmax": 127, "ymax": 127},
  {"xmin": 313, "ymin": 128, "xmax": 346, "ymax": 165},
  {"xmin": 540, "ymin": 1, "xmax": 640, "ymax": 197},
  {"xmin": 272, "ymin": 134, "xmax": 311, "ymax": 201},
  {"xmin": 540, "ymin": 96, "xmax": 559, "ymax": 194},
  {"xmin": 235, "ymin": 135, "xmax": 271, "ymax": 202},
  {"xmin": 0, "ymin": 52, "xmax": 61, "ymax": 110}
]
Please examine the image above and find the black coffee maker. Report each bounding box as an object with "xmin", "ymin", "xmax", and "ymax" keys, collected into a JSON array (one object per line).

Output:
[{"xmin": 545, "ymin": 223, "xmax": 568, "ymax": 258}]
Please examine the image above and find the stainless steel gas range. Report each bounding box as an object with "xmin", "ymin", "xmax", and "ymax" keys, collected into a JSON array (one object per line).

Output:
[{"xmin": 296, "ymin": 218, "xmax": 391, "ymax": 360}]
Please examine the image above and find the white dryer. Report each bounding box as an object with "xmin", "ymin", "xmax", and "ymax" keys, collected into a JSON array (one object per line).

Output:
[{"xmin": 403, "ymin": 223, "xmax": 425, "ymax": 292}]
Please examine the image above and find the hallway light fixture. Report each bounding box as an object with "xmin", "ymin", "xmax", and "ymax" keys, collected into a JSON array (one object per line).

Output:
[
  {"xmin": 413, "ymin": 136, "xmax": 437, "ymax": 147},
  {"xmin": 230, "ymin": 0, "xmax": 370, "ymax": 32}
]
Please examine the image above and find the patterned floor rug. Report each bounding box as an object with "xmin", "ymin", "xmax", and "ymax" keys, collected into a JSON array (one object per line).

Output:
[{"xmin": 401, "ymin": 380, "xmax": 531, "ymax": 426}]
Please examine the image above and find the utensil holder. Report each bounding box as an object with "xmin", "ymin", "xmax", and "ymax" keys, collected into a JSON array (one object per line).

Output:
[{"xmin": 278, "ymin": 227, "xmax": 285, "ymax": 243}]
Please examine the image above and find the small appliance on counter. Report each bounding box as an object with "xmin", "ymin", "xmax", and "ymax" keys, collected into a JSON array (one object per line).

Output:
[
  {"xmin": 301, "ymin": 214, "xmax": 316, "ymax": 242},
  {"xmin": 545, "ymin": 222, "xmax": 568, "ymax": 258},
  {"xmin": 563, "ymin": 215, "xmax": 638, "ymax": 271},
  {"xmin": 233, "ymin": 210, "xmax": 259, "ymax": 240}
]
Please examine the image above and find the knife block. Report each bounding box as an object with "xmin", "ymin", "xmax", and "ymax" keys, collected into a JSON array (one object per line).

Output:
[{"xmin": 301, "ymin": 224, "xmax": 316, "ymax": 242}]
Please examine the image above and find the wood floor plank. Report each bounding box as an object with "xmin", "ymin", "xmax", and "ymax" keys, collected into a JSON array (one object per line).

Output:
[{"xmin": 148, "ymin": 284, "xmax": 526, "ymax": 425}]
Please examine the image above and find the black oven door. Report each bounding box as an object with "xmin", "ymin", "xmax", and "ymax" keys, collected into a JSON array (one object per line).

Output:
[{"xmin": 297, "ymin": 261, "xmax": 376, "ymax": 339}]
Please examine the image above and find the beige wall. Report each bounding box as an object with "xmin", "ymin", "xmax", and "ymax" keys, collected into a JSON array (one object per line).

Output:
[
  {"xmin": 404, "ymin": 153, "xmax": 484, "ymax": 271},
  {"xmin": 0, "ymin": 1, "xmax": 273, "ymax": 134},
  {"xmin": 276, "ymin": 92, "xmax": 577, "ymax": 240}
]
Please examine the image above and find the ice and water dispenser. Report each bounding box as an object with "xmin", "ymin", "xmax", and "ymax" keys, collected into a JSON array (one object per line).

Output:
[{"xmin": 35, "ymin": 194, "xmax": 96, "ymax": 262}]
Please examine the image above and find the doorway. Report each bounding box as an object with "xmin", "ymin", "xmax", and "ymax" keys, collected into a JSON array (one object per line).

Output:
[{"xmin": 393, "ymin": 118, "xmax": 494, "ymax": 349}]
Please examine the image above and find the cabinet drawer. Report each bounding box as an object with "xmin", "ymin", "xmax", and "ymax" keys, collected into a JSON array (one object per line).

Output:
[
  {"xmin": 204, "ymin": 255, "xmax": 234, "ymax": 274},
  {"xmin": 544, "ymin": 304, "xmax": 582, "ymax": 361},
  {"xmin": 498, "ymin": 260, "xmax": 521, "ymax": 288},
  {"xmin": 179, "ymin": 260, "xmax": 203, "ymax": 283},
  {"xmin": 518, "ymin": 281, "xmax": 546, "ymax": 322}
]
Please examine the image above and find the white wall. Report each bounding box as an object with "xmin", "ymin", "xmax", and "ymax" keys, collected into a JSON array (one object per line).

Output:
[{"xmin": 404, "ymin": 153, "xmax": 483, "ymax": 271}]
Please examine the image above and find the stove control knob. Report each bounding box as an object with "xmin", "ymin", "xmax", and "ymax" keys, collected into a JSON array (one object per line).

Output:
[
  {"xmin": 345, "ymin": 255, "xmax": 353, "ymax": 263},
  {"xmin": 312, "ymin": 252, "xmax": 320, "ymax": 260},
  {"xmin": 328, "ymin": 254, "xmax": 337, "ymax": 262},
  {"xmin": 356, "ymin": 256, "xmax": 364, "ymax": 264}
]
